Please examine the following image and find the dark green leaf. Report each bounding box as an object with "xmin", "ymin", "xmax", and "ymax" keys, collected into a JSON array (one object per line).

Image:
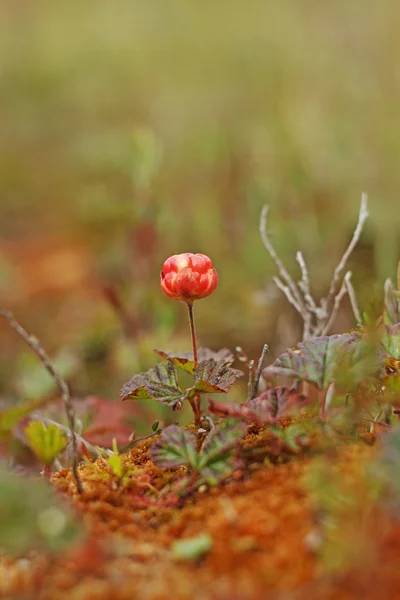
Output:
[
  {"xmin": 154, "ymin": 348, "xmax": 235, "ymax": 375},
  {"xmin": 198, "ymin": 419, "xmax": 245, "ymax": 483},
  {"xmin": 151, "ymin": 425, "xmax": 198, "ymax": 468},
  {"xmin": 24, "ymin": 421, "xmax": 68, "ymax": 465},
  {"xmin": 187, "ymin": 358, "xmax": 242, "ymax": 398},
  {"xmin": 263, "ymin": 333, "xmax": 379, "ymax": 391},
  {"xmin": 120, "ymin": 361, "xmax": 184, "ymax": 408}
]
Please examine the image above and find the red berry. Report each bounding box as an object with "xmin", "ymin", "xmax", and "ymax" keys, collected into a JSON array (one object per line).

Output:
[{"xmin": 160, "ymin": 253, "xmax": 218, "ymax": 303}]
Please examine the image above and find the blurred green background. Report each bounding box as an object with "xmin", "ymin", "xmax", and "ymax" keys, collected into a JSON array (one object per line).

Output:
[{"xmin": 1, "ymin": 0, "xmax": 399, "ymax": 406}]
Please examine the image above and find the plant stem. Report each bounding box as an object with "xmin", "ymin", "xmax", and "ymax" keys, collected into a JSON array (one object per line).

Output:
[
  {"xmin": 187, "ymin": 302, "xmax": 198, "ymax": 369},
  {"xmin": 186, "ymin": 302, "xmax": 201, "ymax": 423}
]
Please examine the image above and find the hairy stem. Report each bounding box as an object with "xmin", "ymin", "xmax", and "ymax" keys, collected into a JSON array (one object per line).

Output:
[
  {"xmin": 186, "ymin": 302, "xmax": 201, "ymax": 423},
  {"xmin": 0, "ymin": 309, "xmax": 83, "ymax": 493},
  {"xmin": 187, "ymin": 302, "xmax": 198, "ymax": 369}
]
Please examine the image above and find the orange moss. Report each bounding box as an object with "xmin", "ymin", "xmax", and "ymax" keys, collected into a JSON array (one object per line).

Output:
[{"xmin": 2, "ymin": 422, "xmax": 400, "ymax": 600}]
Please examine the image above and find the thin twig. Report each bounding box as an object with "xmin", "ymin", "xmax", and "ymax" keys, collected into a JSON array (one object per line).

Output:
[
  {"xmin": 361, "ymin": 416, "xmax": 390, "ymax": 428},
  {"xmin": 272, "ymin": 276, "xmax": 303, "ymax": 315},
  {"xmin": 247, "ymin": 360, "xmax": 255, "ymax": 402},
  {"xmin": 0, "ymin": 309, "xmax": 83, "ymax": 493},
  {"xmin": 296, "ymin": 251, "xmax": 318, "ymax": 314},
  {"xmin": 324, "ymin": 382, "xmax": 336, "ymax": 412},
  {"xmin": 321, "ymin": 274, "xmax": 349, "ymax": 335},
  {"xmin": 251, "ymin": 344, "xmax": 269, "ymax": 400},
  {"xmin": 344, "ymin": 272, "xmax": 362, "ymax": 324},
  {"xmin": 325, "ymin": 193, "xmax": 369, "ymax": 308},
  {"xmin": 260, "ymin": 206, "xmax": 306, "ymax": 313}
]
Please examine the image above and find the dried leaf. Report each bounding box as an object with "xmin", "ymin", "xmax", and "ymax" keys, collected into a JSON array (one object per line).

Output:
[
  {"xmin": 154, "ymin": 347, "xmax": 235, "ymax": 375},
  {"xmin": 151, "ymin": 426, "xmax": 198, "ymax": 468},
  {"xmin": 24, "ymin": 421, "xmax": 68, "ymax": 466},
  {"xmin": 120, "ymin": 361, "xmax": 184, "ymax": 408},
  {"xmin": 263, "ymin": 333, "xmax": 378, "ymax": 391}
]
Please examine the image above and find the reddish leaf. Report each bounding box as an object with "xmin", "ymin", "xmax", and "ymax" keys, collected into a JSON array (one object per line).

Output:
[
  {"xmin": 247, "ymin": 387, "xmax": 309, "ymax": 420},
  {"xmin": 208, "ymin": 387, "xmax": 309, "ymax": 424},
  {"xmin": 81, "ymin": 396, "xmax": 133, "ymax": 447}
]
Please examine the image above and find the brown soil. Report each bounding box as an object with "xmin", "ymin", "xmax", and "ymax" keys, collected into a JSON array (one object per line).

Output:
[{"xmin": 1, "ymin": 421, "xmax": 400, "ymax": 600}]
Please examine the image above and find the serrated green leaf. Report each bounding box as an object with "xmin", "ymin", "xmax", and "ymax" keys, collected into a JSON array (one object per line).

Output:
[
  {"xmin": 263, "ymin": 333, "xmax": 379, "ymax": 391},
  {"xmin": 151, "ymin": 425, "xmax": 198, "ymax": 468},
  {"xmin": 154, "ymin": 348, "xmax": 235, "ymax": 375},
  {"xmin": 198, "ymin": 420, "xmax": 245, "ymax": 483},
  {"xmin": 24, "ymin": 421, "xmax": 68, "ymax": 466},
  {"xmin": 187, "ymin": 358, "xmax": 242, "ymax": 398},
  {"xmin": 120, "ymin": 361, "xmax": 184, "ymax": 407},
  {"xmin": 171, "ymin": 533, "xmax": 213, "ymax": 561},
  {"xmin": 382, "ymin": 324, "xmax": 400, "ymax": 360}
]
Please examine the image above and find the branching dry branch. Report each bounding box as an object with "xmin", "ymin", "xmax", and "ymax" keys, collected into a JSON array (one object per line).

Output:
[
  {"xmin": 0, "ymin": 309, "xmax": 83, "ymax": 493},
  {"xmin": 260, "ymin": 194, "xmax": 368, "ymax": 339}
]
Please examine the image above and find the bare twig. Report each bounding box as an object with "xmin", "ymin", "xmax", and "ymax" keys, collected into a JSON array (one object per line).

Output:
[
  {"xmin": 344, "ymin": 272, "xmax": 361, "ymax": 324},
  {"xmin": 321, "ymin": 274, "xmax": 349, "ymax": 335},
  {"xmin": 273, "ymin": 277, "xmax": 312, "ymax": 340},
  {"xmin": 259, "ymin": 194, "xmax": 368, "ymax": 340},
  {"xmin": 247, "ymin": 360, "xmax": 255, "ymax": 402},
  {"xmin": 251, "ymin": 344, "xmax": 269, "ymax": 400},
  {"xmin": 0, "ymin": 309, "xmax": 83, "ymax": 493},
  {"xmin": 296, "ymin": 251, "xmax": 318, "ymax": 313},
  {"xmin": 325, "ymin": 193, "xmax": 369, "ymax": 308},
  {"xmin": 361, "ymin": 416, "xmax": 390, "ymax": 429},
  {"xmin": 272, "ymin": 276, "xmax": 303, "ymax": 315},
  {"xmin": 260, "ymin": 206, "xmax": 306, "ymax": 313}
]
